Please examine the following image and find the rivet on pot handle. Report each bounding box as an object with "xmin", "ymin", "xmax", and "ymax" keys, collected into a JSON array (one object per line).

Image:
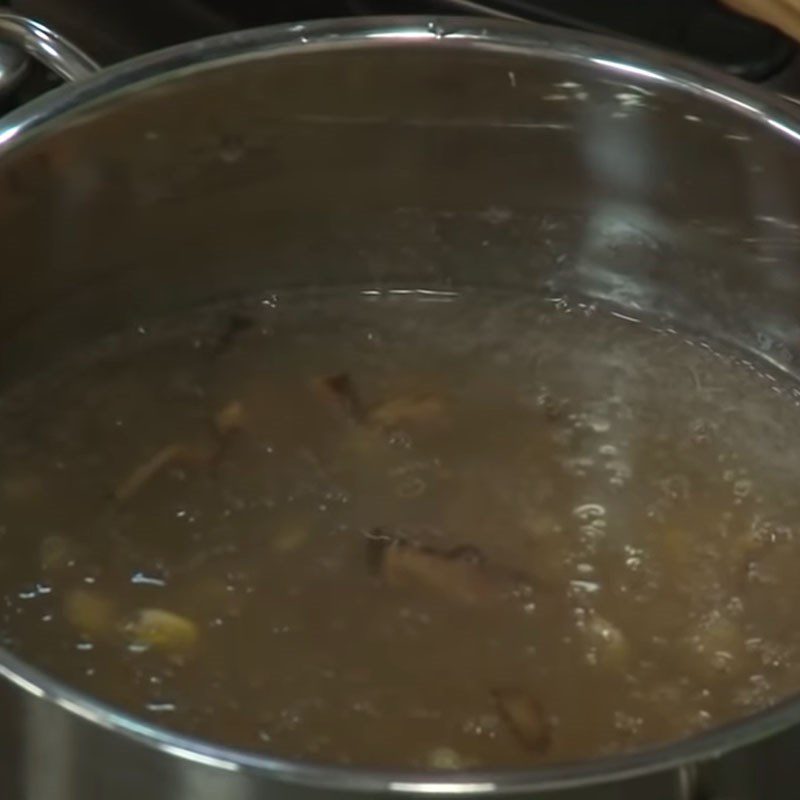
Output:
[{"xmin": 0, "ymin": 12, "xmax": 99, "ymax": 89}]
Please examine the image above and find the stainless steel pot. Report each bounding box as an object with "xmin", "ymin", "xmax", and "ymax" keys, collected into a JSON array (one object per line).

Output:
[{"xmin": 1, "ymin": 12, "xmax": 800, "ymax": 800}]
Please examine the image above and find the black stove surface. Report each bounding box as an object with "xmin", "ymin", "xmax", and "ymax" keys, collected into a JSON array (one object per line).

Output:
[{"xmin": 5, "ymin": 0, "xmax": 798, "ymax": 83}]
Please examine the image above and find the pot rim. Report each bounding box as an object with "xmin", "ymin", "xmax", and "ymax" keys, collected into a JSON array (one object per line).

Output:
[{"xmin": 2, "ymin": 14, "xmax": 800, "ymax": 794}]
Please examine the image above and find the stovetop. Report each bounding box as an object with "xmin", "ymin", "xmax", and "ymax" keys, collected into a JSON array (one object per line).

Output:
[
  {"xmin": 2, "ymin": 0, "xmax": 800, "ymax": 114},
  {"xmin": 3, "ymin": 0, "xmax": 799, "ymax": 81}
]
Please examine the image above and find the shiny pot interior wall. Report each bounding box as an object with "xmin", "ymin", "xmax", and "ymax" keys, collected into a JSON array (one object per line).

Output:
[{"xmin": 1, "ymin": 33, "xmax": 800, "ymax": 384}]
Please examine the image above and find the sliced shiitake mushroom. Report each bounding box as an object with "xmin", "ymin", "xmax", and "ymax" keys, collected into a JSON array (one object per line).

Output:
[
  {"xmin": 113, "ymin": 443, "xmax": 212, "ymax": 502},
  {"xmin": 314, "ymin": 372, "xmax": 445, "ymax": 431},
  {"xmin": 369, "ymin": 392, "xmax": 445, "ymax": 428},
  {"xmin": 114, "ymin": 400, "xmax": 247, "ymax": 501},
  {"xmin": 368, "ymin": 530, "xmax": 528, "ymax": 606}
]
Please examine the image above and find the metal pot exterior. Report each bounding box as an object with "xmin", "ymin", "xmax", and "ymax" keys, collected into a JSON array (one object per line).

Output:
[
  {"xmin": 4, "ymin": 667, "xmax": 800, "ymax": 799},
  {"xmin": 2, "ymin": 16, "xmax": 800, "ymax": 800}
]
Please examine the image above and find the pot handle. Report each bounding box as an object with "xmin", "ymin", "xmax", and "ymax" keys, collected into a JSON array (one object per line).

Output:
[{"xmin": 0, "ymin": 12, "xmax": 99, "ymax": 89}]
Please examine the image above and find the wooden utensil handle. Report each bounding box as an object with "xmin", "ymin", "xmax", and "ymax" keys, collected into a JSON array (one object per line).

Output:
[{"xmin": 722, "ymin": 0, "xmax": 800, "ymax": 42}]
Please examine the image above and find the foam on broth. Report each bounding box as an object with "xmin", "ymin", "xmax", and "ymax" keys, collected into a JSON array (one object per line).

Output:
[{"xmin": 0, "ymin": 288, "xmax": 799, "ymax": 769}]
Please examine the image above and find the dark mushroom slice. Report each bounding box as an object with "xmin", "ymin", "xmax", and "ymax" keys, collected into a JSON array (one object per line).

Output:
[
  {"xmin": 492, "ymin": 688, "xmax": 552, "ymax": 754},
  {"xmin": 368, "ymin": 530, "xmax": 526, "ymax": 606}
]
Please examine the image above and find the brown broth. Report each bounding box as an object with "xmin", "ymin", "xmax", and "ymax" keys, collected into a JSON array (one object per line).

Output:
[{"xmin": 0, "ymin": 289, "xmax": 799, "ymax": 769}]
